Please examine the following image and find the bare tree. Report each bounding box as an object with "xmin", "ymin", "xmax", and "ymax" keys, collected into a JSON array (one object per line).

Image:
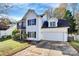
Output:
[
  {"xmin": 52, "ymin": 3, "xmax": 69, "ymax": 19},
  {"xmin": 69, "ymin": 3, "xmax": 78, "ymax": 16}
]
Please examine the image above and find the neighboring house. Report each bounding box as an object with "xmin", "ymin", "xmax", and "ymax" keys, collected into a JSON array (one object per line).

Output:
[
  {"xmin": 0, "ymin": 24, "xmax": 17, "ymax": 38},
  {"xmin": 17, "ymin": 9, "xmax": 69, "ymax": 41}
]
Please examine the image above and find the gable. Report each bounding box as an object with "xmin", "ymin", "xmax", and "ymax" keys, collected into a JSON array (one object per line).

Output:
[{"xmin": 24, "ymin": 9, "xmax": 37, "ymax": 20}]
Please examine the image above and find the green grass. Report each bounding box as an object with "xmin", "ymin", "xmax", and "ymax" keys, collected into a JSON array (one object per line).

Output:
[
  {"xmin": 69, "ymin": 40, "xmax": 79, "ymax": 52},
  {"xmin": 0, "ymin": 39, "xmax": 30, "ymax": 56}
]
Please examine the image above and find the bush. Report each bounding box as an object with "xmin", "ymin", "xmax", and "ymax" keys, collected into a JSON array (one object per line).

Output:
[
  {"xmin": 22, "ymin": 33, "xmax": 28, "ymax": 39},
  {"xmin": 12, "ymin": 29, "xmax": 20, "ymax": 35},
  {"xmin": 12, "ymin": 29, "xmax": 28, "ymax": 40},
  {"xmin": 13, "ymin": 33, "xmax": 21, "ymax": 40},
  {"xmin": 6, "ymin": 35, "xmax": 12, "ymax": 39},
  {"xmin": 0, "ymin": 35, "xmax": 11, "ymax": 42},
  {"xmin": 12, "ymin": 29, "xmax": 21, "ymax": 40}
]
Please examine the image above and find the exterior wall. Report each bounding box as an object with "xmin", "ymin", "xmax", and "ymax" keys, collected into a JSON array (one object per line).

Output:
[
  {"xmin": 41, "ymin": 27, "xmax": 68, "ymax": 41},
  {"xmin": 42, "ymin": 14, "xmax": 48, "ymax": 23},
  {"xmin": 25, "ymin": 11, "xmax": 41, "ymax": 41},
  {"xmin": 0, "ymin": 24, "xmax": 17, "ymax": 38},
  {"xmin": 0, "ymin": 31, "xmax": 6, "ymax": 38},
  {"xmin": 48, "ymin": 18, "xmax": 58, "ymax": 27},
  {"xmin": 21, "ymin": 10, "xmax": 69, "ymax": 41}
]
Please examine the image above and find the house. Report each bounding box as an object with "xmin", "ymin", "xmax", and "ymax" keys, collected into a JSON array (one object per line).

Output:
[
  {"xmin": 17, "ymin": 19, "xmax": 26, "ymax": 34},
  {"xmin": 17, "ymin": 9, "xmax": 69, "ymax": 41},
  {"xmin": 0, "ymin": 23, "xmax": 17, "ymax": 38}
]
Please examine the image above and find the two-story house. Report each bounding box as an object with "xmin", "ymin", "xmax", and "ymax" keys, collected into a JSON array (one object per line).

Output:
[{"xmin": 17, "ymin": 9, "xmax": 69, "ymax": 41}]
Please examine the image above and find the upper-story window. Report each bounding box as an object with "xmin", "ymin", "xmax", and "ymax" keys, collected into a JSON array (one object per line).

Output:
[
  {"xmin": 23, "ymin": 22, "xmax": 26, "ymax": 27},
  {"xmin": 52, "ymin": 22, "xmax": 55, "ymax": 27},
  {"xmin": 28, "ymin": 19, "xmax": 36, "ymax": 26},
  {"xmin": 50, "ymin": 22, "xmax": 56, "ymax": 27}
]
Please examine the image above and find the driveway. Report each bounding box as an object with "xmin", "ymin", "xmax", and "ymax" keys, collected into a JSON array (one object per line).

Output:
[{"xmin": 13, "ymin": 41, "xmax": 78, "ymax": 56}]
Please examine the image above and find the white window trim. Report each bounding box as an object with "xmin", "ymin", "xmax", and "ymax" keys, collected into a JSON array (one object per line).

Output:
[
  {"xmin": 28, "ymin": 19, "xmax": 36, "ymax": 26},
  {"xmin": 49, "ymin": 21, "xmax": 56, "ymax": 27},
  {"xmin": 28, "ymin": 32, "xmax": 36, "ymax": 38}
]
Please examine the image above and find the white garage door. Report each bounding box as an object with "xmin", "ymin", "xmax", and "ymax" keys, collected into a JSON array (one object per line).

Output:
[{"xmin": 42, "ymin": 32, "xmax": 67, "ymax": 41}]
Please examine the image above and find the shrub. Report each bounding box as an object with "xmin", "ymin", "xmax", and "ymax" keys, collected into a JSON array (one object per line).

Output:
[
  {"xmin": 12, "ymin": 29, "xmax": 21, "ymax": 40},
  {"xmin": 22, "ymin": 33, "xmax": 28, "ymax": 39},
  {"xmin": 6, "ymin": 35, "xmax": 12, "ymax": 39},
  {"xmin": 13, "ymin": 33, "xmax": 21, "ymax": 40},
  {"xmin": 12, "ymin": 29, "xmax": 28, "ymax": 40},
  {"xmin": 12, "ymin": 29, "xmax": 20, "ymax": 35},
  {"xmin": 0, "ymin": 35, "xmax": 11, "ymax": 42}
]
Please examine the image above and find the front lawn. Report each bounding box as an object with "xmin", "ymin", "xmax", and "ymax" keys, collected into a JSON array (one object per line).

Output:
[
  {"xmin": 0, "ymin": 39, "xmax": 30, "ymax": 56},
  {"xmin": 69, "ymin": 40, "xmax": 79, "ymax": 52}
]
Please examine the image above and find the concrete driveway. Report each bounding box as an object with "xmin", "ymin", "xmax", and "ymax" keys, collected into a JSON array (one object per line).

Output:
[{"xmin": 13, "ymin": 41, "xmax": 78, "ymax": 56}]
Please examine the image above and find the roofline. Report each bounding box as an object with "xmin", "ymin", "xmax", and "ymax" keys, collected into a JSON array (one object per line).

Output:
[{"xmin": 42, "ymin": 27, "xmax": 69, "ymax": 28}]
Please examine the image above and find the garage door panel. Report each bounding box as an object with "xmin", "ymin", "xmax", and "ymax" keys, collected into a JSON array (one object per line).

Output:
[{"xmin": 42, "ymin": 32, "xmax": 64, "ymax": 41}]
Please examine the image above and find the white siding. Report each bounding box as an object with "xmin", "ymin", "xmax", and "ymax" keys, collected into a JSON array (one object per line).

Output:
[
  {"xmin": 6, "ymin": 24, "xmax": 17, "ymax": 35},
  {"xmin": 48, "ymin": 18, "xmax": 58, "ymax": 27},
  {"xmin": 0, "ymin": 31, "xmax": 6, "ymax": 38},
  {"xmin": 26, "ymin": 11, "xmax": 41, "ymax": 41},
  {"xmin": 24, "ymin": 10, "xmax": 69, "ymax": 41},
  {"xmin": 0, "ymin": 24, "xmax": 16, "ymax": 38}
]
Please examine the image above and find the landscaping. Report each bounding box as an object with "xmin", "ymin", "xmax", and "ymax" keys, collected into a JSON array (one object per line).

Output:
[
  {"xmin": 0, "ymin": 39, "xmax": 30, "ymax": 56},
  {"xmin": 69, "ymin": 40, "xmax": 79, "ymax": 52}
]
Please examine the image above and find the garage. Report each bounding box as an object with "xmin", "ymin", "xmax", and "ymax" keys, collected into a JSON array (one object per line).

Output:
[{"xmin": 41, "ymin": 27, "xmax": 68, "ymax": 42}]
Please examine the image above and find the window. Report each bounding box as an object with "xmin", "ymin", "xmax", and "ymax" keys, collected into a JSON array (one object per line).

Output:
[
  {"xmin": 28, "ymin": 20, "xmax": 31, "ymax": 25},
  {"xmin": 18, "ymin": 23, "xmax": 21, "ymax": 29},
  {"xmin": 52, "ymin": 22, "xmax": 55, "ymax": 27},
  {"xmin": 28, "ymin": 32, "xmax": 36, "ymax": 38},
  {"xmin": 50, "ymin": 22, "xmax": 53, "ymax": 27},
  {"xmin": 19, "ymin": 23, "xmax": 21, "ymax": 26},
  {"xmin": 28, "ymin": 19, "xmax": 36, "ymax": 26},
  {"xmin": 31, "ymin": 19, "xmax": 36, "ymax": 25},
  {"xmin": 22, "ymin": 22, "xmax": 26, "ymax": 28},
  {"xmin": 50, "ymin": 22, "xmax": 55, "ymax": 27}
]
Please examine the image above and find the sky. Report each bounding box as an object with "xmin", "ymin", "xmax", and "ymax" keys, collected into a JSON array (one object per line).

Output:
[{"xmin": 6, "ymin": 3, "xmax": 60, "ymax": 21}]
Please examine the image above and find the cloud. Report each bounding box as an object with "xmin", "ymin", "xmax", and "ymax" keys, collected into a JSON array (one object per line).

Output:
[{"xmin": 4, "ymin": 3, "xmax": 60, "ymax": 20}]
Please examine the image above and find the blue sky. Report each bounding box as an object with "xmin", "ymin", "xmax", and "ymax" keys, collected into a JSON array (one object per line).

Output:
[{"xmin": 7, "ymin": 3, "xmax": 60, "ymax": 21}]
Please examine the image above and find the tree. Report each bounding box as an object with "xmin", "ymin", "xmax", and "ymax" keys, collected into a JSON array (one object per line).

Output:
[
  {"xmin": 69, "ymin": 3, "xmax": 78, "ymax": 16},
  {"xmin": 74, "ymin": 12, "xmax": 79, "ymax": 34},
  {"xmin": 53, "ymin": 4, "xmax": 67, "ymax": 19},
  {"xmin": 64, "ymin": 10, "xmax": 76, "ymax": 33},
  {"xmin": 0, "ymin": 18, "xmax": 11, "ymax": 25}
]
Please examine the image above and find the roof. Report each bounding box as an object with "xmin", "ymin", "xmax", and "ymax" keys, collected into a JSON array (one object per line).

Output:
[
  {"xmin": 57, "ymin": 19, "xmax": 69, "ymax": 27},
  {"xmin": 0, "ymin": 22, "xmax": 10, "ymax": 30},
  {"xmin": 42, "ymin": 19, "xmax": 69, "ymax": 28}
]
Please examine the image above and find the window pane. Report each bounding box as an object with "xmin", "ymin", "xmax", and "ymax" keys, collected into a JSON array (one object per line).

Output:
[
  {"xmin": 28, "ymin": 19, "xmax": 36, "ymax": 26},
  {"xmin": 53, "ymin": 22, "xmax": 55, "ymax": 27},
  {"xmin": 50, "ymin": 22, "xmax": 52, "ymax": 27},
  {"xmin": 28, "ymin": 20, "xmax": 29, "ymax": 25},
  {"xmin": 31, "ymin": 19, "xmax": 36, "ymax": 25},
  {"xmin": 50, "ymin": 22, "xmax": 55, "ymax": 27},
  {"xmin": 28, "ymin": 32, "xmax": 36, "ymax": 38},
  {"xmin": 28, "ymin": 20, "xmax": 31, "ymax": 25},
  {"xmin": 34, "ymin": 32, "xmax": 36, "ymax": 38}
]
